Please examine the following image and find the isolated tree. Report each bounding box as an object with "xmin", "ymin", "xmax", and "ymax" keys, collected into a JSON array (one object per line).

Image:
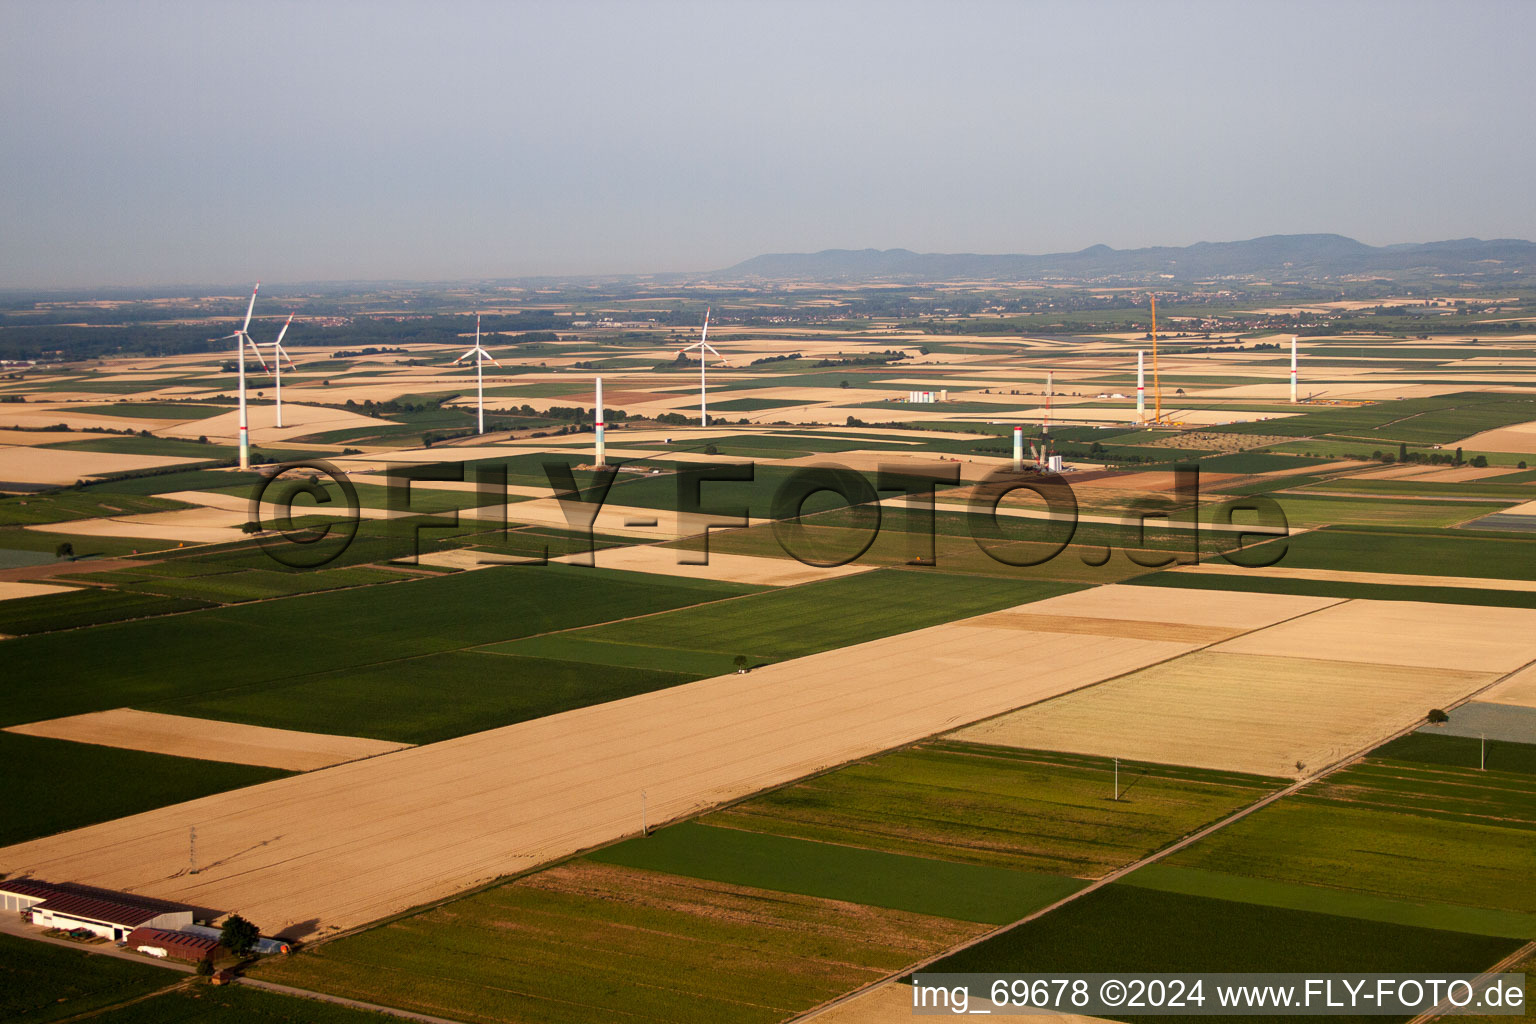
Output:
[
  {"xmin": 1472, "ymin": 455, "xmax": 1488, "ymax": 468},
  {"xmin": 1454, "ymin": 447, "xmax": 1464, "ymax": 465},
  {"xmin": 1520, "ymin": 461, "xmax": 1528, "ymax": 470},
  {"xmin": 734, "ymin": 655, "xmax": 749, "ymax": 673},
  {"xmin": 840, "ymin": 380, "xmax": 851, "ymax": 389},
  {"xmin": 220, "ymin": 914, "xmax": 259, "ymax": 957},
  {"xmin": 1427, "ymin": 708, "xmax": 1450, "ymax": 724},
  {"xmin": 240, "ymin": 522, "xmax": 261, "ymax": 535},
  {"xmin": 1399, "ymin": 443, "xmax": 1408, "ymax": 461},
  {"xmin": 195, "ymin": 958, "xmax": 214, "ymax": 977},
  {"xmin": 704, "ymin": 443, "xmax": 719, "ymax": 456},
  {"xmin": 54, "ymin": 542, "xmax": 74, "ymax": 560}
]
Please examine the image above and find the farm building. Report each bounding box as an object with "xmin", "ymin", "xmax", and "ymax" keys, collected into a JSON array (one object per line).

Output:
[
  {"xmin": 0, "ymin": 878, "xmax": 194, "ymax": 942},
  {"xmin": 126, "ymin": 926, "xmax": 225, "ymax": 963},
  {"xmin": 183, "ymin": 922, "xmax": 292, "ymax": 955}
]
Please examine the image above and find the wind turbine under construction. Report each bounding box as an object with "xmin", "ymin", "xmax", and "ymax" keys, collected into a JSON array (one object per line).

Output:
[{"xmin": 215, "ymin": 283, "xmax": 268, "ymax": 471}]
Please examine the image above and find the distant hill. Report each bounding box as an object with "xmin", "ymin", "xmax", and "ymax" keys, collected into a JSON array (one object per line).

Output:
[{"xmin": 712, "ymin": 234, "xmax": 1536, "ymax": 283}]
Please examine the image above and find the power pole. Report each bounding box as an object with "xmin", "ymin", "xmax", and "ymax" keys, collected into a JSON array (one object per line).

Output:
[
  {"xmin": 188, "ymin": 825, "xmax": 198, "ymax": 875},
  {"xmin": 1113, "ymin": 758, "xmax": 1120, "ymax": 801},
  {"xmin": 641, "ymin": 790, "xmax": 648, "ymax": 836},
  {"xmin": 1481, "ymin": 734, "xmax": 1487, "ymax": 771}
]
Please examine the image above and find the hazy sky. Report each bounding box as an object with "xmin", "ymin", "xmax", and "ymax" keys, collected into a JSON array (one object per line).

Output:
[{"xmin": 3, "ymin": 0, "xmax": 1533, "ymax": 288}]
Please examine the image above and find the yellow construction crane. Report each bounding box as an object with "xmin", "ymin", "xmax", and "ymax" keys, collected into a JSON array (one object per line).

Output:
[{"xmin": 1150, "ymin": 293, "xmax": 1162, "ymax": 425}]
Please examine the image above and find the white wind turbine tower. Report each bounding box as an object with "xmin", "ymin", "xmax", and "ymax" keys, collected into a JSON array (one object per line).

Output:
[
  {"xmin": 265, "ymin": 314, "xmax": 297, "ymax": 428},
  {"xmin": 215, "ymin": 283, "xmax": 268, "ymax": 471},
  {"xmin": 454, "ymin": 314, "xmax": 500, "ymax": 434},
  {"xmin": 679, "ymin": 307, "xmax": 727, "ymax": 426}
]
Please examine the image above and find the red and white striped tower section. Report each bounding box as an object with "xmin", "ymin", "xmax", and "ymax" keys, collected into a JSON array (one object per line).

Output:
[
  {"xmin": 1043, "ymin": 369, "xmax": 1052, "ymax": 435},
  {"xmin": 1290, "ymin": 335, "xmax": 1299, "ymax": 404},
  {"xmin": 1136, "ymin": 349, "xmax": 1146, "ymax": 423},
  {"xmin": 594, "ymin": 376, "xmax": 606, "ymax": 467},
  {"xmin": 1012, "ymin": 425, "xmax": 1023, "ymax": 471}
]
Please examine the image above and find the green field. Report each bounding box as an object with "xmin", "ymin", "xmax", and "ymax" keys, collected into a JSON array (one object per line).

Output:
[
  {"xmin": 703, "ymin": 397, "xmax": 814, "ymax": 411},
  {"xmin": 0, "ymin": 587, "xmax": 212, "ymax": 634},
  {"xmin": 1374, "ymin": 732, "xmax": 1536, "ymax": 775},
  {"xmin": 1122, "ymin": 864, "xmax": 1536, "ymax": 939},
  {"xmin": 1266, "ymin": 493, "xmax": 1505, "ymax": 529},
  {"xmin": 1213, "ymin": 392, "xmax": 1536, "ymax": 444},
  {"xmin": 590, "ymin": 821, "xmax": 1083, "ymax": 924},
  {"xmin": 1242, "ymin": 525, "xmax": 1536, "ymax": 580},
  {"xmin": 1129, "ymin": 570, "xmax": 1536, "ymax": 609},
  {"xmin": 703, "ymin": 742, "xmax": 1280, "ymax": 876},
  {"xmin": 1165, "ymin": 758, "xmax": 1536, "ymax": 918},
  {"xmin": 166, "ymin": 651, "xmax": 700, "ymax": 743},
  {"xmin": 51, "ymin": 435, "xmax": 234, "ymax": 458},
  {"xmin": 0, "ymin": 732, "xmax": 289, "ymax": 846},
  {"xmin": 0, "ymin": 490, "xmax": 191, "ymax": 526},
  {"xmin": 75, "ymin": 402, "xmax": 230, "ymax": 420},
  {"xmin": 668, "ymin": 510, "xmax": 1186, "ymax": 584},
  {"xmin": 87, "ymin": 985, "xmax": 400, "ymax": 1024},
  {"xmin": 113, "ymin": 565, "xmax": 410, "ymax": 604},
  {"xmin": 916, "ymin": 885, "xmax": 1521, "ymax": 1024},
  {"xmin": 0, "ymin": 563, "xmax": 750, "ymax": 730},
  {"xmin": 495, "ymin": 570, "xmax": 1077, "ymax": 666},
  {"xmin": 1297, "ymin": 477, "xmax": 1536, "ymax": 500},
  {"xmin": 256, "ymin": 859, "xmax": 983, "ymax": 1024},
  {"xmin": 0, "ymin": 933, "xmax": 170, "ymax": 1024},
  {"xmin": 78, "ymin": 468, "xmax": 266, "ymax": 495}
]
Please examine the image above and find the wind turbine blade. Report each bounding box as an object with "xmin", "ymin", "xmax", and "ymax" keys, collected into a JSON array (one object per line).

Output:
[
  {"xmin": 273, "ymin": 314, "xmax": 293, "ymax": 347},
  {"xmin": 702, "ymin": 342, "xmax": 723, "ymax": 358},
  {"xmin": 475, "ymin": 314, "xmax": 481, "ymax": 347},
  {"xmin": 245, "ymin": 334, "xmax": 269, "ymax": 371},
  {"xmin": 456, "ymin": 348, "xmax": 477, "ymax": 363},
  {"xmin": 240, "ymin": 283, "xmax": 259, "ymax": 335},
  {"xmin": 700, "ymin": 307, "xmax": 710, "ymax": 345}
]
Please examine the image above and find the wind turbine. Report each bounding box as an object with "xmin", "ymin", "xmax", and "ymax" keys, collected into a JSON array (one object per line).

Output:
[
  {"xmin": 265, "ymin": 314, "xmax": 297, "ymax": 428},
  {"xmin": 454, "ymin": 314, "xmax": 500, "ymax": 434},
  {"xmin": 215, "ymin": 283, "xmax": 268, "ymax": 471},
  {"xmin": 679, "ymin": 307, "xmax": 727, "ymax": 426}
]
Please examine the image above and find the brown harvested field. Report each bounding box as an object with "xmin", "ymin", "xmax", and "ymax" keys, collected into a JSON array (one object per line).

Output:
[
  {"xmin": 958, "ymin": 650, "xmax": 1498, "ymax": 778},
  {"xmin": 996, "ymin": 581, "xmax": 1337, "ymax": 630},
  {"xmin": 26, "ymin": 506, "xmax": 248, "ymax": 543},
  {"xmin": 1390, "ymin": 464, "xmax": 1520, "ymax": 483},
  {"xmin": 0, "ymin": 581, "xmax": 76, "ymax": 602},
  {"xmin": 1456, "ymin": 419, "xmax": 1536, "ymax": 454},
  {"xmin": 0, "ymin": 446, "xmax": 200, "ymax": 486},
  {"xmin": 164, "ymin": 403, "xmax": 395, "ymax": 443},
  {"xmin": 4, "ymin": 709, "xmax": 410, "ymax": 771},
  {"xmin": 1211, "ymin": 598, "xmax": 1536, "ymax": 672},
  {"xmin": 0, "ymin": 407, "xmax": 178, "ymax": 432},
  {"xmin": 559, "ymin": 543, "xmax": 872, "ymax": 585},
  {"xmin": 1167, "ymin": 563, "xmax": 1536, "ymax": 593},
  {"xmin": 0, "ymin": 597, "xmax": 1209, "ymax": 941},
  {"xmin": 259, "ymin": 860, "xmax": 985, "ymax": 1024},
  {"xmin": 1480, "ymin": 663, "xmax": 1536, "ymax": 708},
  {"xmin": 465, "ymin": 496, "xmax": 768, "ymax": 541}
]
